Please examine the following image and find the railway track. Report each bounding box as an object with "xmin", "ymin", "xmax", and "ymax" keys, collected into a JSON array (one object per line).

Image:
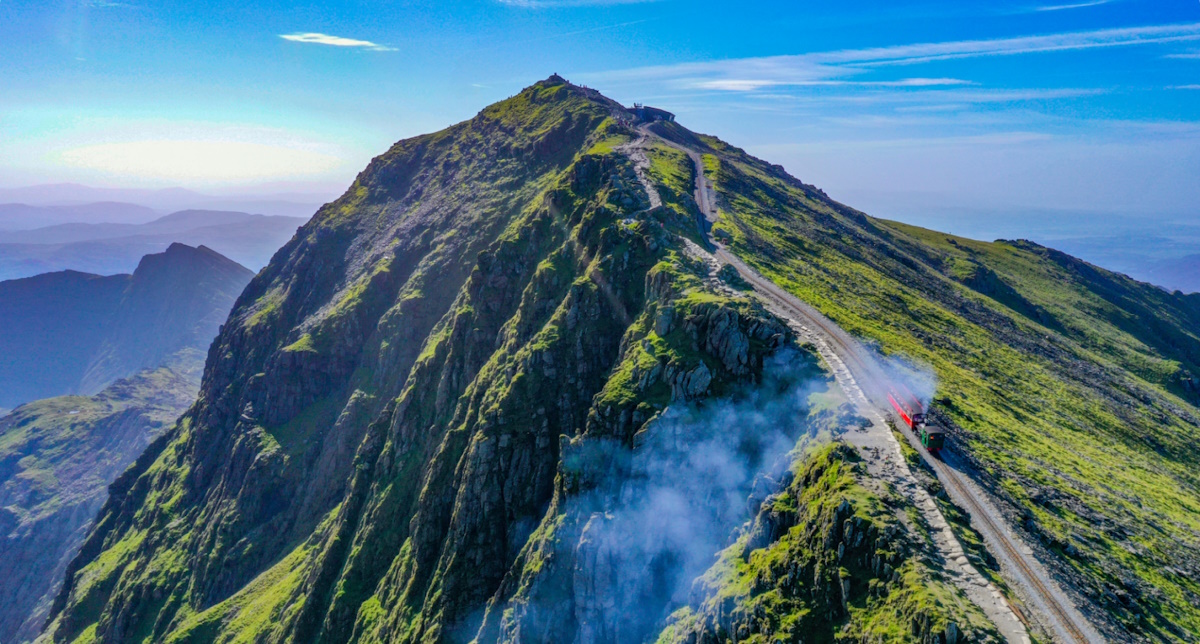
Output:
[
  {"xmin": 733, "ymin": 258, "xmax": 1092, "ymax": 644},
  {"xmin": 636, "ymin": 124, "xmax": 1100, "ymax": 643}
]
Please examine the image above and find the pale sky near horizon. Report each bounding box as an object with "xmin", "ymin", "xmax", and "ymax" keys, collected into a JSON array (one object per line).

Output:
[{"xmin": 2, "ymin": 0, "xmax": 1199, "ymax": 223}]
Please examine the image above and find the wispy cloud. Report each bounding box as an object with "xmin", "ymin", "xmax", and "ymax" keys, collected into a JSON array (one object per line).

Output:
[
  {"xmin": 1170, "ymin": 84, "xmax": 1200, "ymax": 90},
  {"xmin": 694, "ymin": 77, "xmax": 973, "ymax": 91},
  {"xmin": 279, "ymin": 33, "xmax": 396, "ymax": 51},
  {"xmin": 1035, "ymin": 0, "xmax": 1113, "ymax": 12},
  {"xmin": 813, "ymin": 22, "xmax": 1200, "ymax": 67},
  {"xmin": 589, "ymin": 22, "xmax": 1200, "ymax": 92},
  {"xmin": 1165, "ymin": 52, "xmax": 1200, "ymax": 59}
]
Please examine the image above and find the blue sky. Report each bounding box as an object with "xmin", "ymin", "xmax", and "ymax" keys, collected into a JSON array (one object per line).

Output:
[{"xmin": 1, "ymin": 0, "xmax": 1198, "ymax": 224}]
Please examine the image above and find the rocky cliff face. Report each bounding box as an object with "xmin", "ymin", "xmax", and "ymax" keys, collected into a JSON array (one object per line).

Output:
[{"xmin": 658, "ymin": 443, "xmax": 1002, "ymax": 644}]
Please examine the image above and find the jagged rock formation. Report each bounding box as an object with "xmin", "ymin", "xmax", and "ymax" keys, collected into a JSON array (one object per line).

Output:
[{"xmin": 0, "ymin": 243, "xmax": 253, "ymax": 409}]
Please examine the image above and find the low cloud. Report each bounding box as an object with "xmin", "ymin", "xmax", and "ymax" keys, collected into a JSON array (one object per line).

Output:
[
  {"xmin": 519, "ymin": 349, "xmax": 832, "ymax": 641},
  {"xmin": 279, "ymin": 32, "xmax": 396, "ymax": 51}
]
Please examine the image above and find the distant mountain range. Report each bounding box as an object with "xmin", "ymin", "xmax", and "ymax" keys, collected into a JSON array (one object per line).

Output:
[
  {"xmin": 0, "ymin": 183, "xmax": 333, "ymax": 218},
  {"xmin": 0, "ymin": 242, "xmax": 253, "ymax": 409},
  {"xmin": 0, "ymin": 202, "xmax": 160, "ymax": 229},
  {"xmin": 0, "ymin": 209, "xmax": 305, "ymax": 280}
]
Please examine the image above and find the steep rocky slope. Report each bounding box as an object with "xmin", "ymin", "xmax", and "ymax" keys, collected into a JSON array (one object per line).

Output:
[
  {"xmin": 0, "ymin": 366, "xmax": 200, "ymax": 643},
  {"xmin": 0, "ymin": 243, "xmax": 253, "ymax": 408},
  {"xmin": 40, "ymin": 78, "xmax": 994, "ymax": 644}
]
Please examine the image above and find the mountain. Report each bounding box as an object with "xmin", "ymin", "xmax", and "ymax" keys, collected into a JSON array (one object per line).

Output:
[
  {"xmin": 0, "ymin": 185, "xmax": 327, "ymax": 219},
  {"xmin": 0, "ymin": 185, "xmax": 203, "ymax": 210},
  {"xmin": 0, "ymin": 211, "xmax": 305, "ymax": 281},
  {"xmin": 0, "ymin": 202, "xmax": 160, "ymax": 230},
  {"xmin": 0, "ymin": 243, "xmax": 253, "ymax": 409},
  {"xmin": 39, "ymin": 77, "xmax": 1200, "ymax": 644},
  {"xmin": 0, "ymin": 365, "xmax": 200, "ymax": 643},
  {"xmin": 0, "ymin": 210, "xmax": 273, "ymax": 245}
]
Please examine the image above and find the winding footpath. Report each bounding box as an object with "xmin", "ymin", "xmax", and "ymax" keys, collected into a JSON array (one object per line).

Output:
[{"xmin": 625, "ymin": 124, "xmax": 1103, "ymax": 643}]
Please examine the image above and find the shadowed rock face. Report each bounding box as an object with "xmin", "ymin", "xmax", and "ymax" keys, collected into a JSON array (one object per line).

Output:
[{"xmin": 0, "ymin": 243, "xmax": 252, "ymax": 409}]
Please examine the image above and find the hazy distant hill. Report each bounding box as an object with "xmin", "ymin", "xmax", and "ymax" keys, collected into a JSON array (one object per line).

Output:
[
  {"xmin": 0, "ymin": 244, "xmax": 253, "ymax": 643},
  {"xmin": 0, "ymin": 202, "xmax": 159, "ymax": 229},
  {"xmin": 0, "ymin": 243, "xmax": 252, "ymax": 409},
  {"xmin": 0, "ymin": 209, "xmax": 262, "ymax": 244},
  {"xmin": 0, "ymin": 210, "xmax": 305, "ymax": 280},
  {"xmin": 1148, "ymin": 254, "xmax": 1200, "ymax": 293}
]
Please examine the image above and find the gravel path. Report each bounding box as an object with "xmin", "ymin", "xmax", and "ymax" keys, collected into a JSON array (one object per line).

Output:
[{"xmin": 626, "ymin": 124, "xmax": 1102, "ymax": 643}]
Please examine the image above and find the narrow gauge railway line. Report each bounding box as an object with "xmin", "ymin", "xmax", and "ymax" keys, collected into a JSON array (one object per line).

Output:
[
  {"xmin": 734, "ymin": 256, "xmax": 1093, "ymax": 644},
  {"xmin": 632, "ymin": 123, "xmax": 1099, "ymax": 643}
]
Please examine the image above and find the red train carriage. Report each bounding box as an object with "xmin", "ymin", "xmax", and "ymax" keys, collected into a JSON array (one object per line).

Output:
[
  {"xmin": 887, "ymin": 384, "xmax": 925, "ymax": 430},
  {"xmin": 887, "ymin": 384, "xmax": 945, "ymax": 453}
]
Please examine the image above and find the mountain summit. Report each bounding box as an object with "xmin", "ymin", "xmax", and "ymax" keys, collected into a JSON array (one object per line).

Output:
[{"xmin": 40, "ymin": 77, "xmax": 1200, "ymax": 643}]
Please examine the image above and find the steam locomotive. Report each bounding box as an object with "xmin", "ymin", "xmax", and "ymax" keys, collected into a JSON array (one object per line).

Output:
[{"xmin": 887, "ymin": 384, "xmax": 945, "ymax": 453}]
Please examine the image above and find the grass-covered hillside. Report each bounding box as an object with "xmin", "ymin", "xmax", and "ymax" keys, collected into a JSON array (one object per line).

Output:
[
  {"xmin": 0, "ymin": 364, "xmax": 200, "ymax": 643},
  {"xmin": 40, "ymin": 78, "xmax": 996, "ymax": 644},
  {"xmin": 645, "ymin": 120, "xmax": 1200, "ymax": 641}
]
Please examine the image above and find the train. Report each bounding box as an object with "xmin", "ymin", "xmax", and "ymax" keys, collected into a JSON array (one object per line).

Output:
[{"xmin": 887, "ymin": 384, "xmax": 945, "ymax": 453}]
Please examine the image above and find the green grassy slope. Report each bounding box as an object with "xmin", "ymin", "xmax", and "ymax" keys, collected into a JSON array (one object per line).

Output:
[{"xmin": 653, "ymin": 121, "xmax": 1200, "ymax": 641}]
